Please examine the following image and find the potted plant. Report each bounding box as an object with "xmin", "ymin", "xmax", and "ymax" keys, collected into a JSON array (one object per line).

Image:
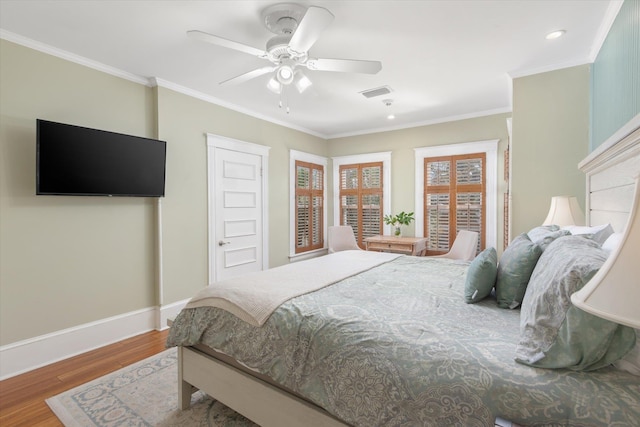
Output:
[{"xmin": 383, "ymin": 211, "xmax": 414, "ymax": 236}]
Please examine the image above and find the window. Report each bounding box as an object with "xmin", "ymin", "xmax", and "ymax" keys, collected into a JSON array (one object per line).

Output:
[
  {"xmin": 333, "ymin": 152, "xmax": 392, "ymax": 248},
  {"xmin": 289, "ymin": 150, "xmax": 327, "ymax": 260},
  {"xmin": 414, "ymin": 140, "xmax": 498, "ymax": 253},
  {"xmin": 424, "ymin": 153, "xmax": 485, "ymax": 254},
  {"xmin": 339, "ymin": 162, "xmax": 384, "ymax": 247},
  {"xmin": 295, "ymin": 160, "xmax": 324, "ymax": 253}
]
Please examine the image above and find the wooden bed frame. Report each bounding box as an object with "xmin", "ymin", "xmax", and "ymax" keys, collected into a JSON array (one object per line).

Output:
[
  {"xmin": 176, "ymin": 115, "xmax": 640, "ymax": 427},
  {"xmin": 177, "ymin": 346, "xmax": 348, "ymax": 426}
]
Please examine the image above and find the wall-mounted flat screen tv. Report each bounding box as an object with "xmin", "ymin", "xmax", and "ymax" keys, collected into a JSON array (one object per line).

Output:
[{"xmin": 37, "ymin": 119, "xmax": 166, "ymax": 197}]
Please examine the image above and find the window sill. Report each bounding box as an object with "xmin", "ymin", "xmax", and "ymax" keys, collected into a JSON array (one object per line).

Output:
[{"xmin": 288, "ymin": 248, "xmax": 328, "ymax": 263}]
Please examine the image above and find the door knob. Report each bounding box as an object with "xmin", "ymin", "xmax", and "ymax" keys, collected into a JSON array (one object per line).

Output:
[{"xmin": 218, "ymin": 240, "xmax": 230, "ymax": 246}]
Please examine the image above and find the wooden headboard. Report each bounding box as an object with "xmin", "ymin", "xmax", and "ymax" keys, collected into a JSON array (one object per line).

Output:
[{"xmin": 580, "ymin": 116, "xmax": 640, "ymax": 232}]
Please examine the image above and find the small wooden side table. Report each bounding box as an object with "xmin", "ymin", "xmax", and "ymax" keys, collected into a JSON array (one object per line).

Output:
[{"xmin": 364, "ymin": 235, "xmax": 428, "ymax": 256}]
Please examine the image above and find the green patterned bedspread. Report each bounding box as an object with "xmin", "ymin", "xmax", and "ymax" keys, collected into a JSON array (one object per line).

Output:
[{"xmin": 167, "ymin": 255, "xmax": 640, "ymax": 427}]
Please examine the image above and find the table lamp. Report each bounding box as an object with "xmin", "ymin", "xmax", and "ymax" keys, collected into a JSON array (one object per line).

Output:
[{"xmin": 542, "ymin": 196, "xmax": 585, "ymax": 227}]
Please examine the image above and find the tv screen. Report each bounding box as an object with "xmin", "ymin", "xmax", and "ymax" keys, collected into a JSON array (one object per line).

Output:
[{"xmin": 36, "ymin": 119, "xmax": 166, "ymax": 197}]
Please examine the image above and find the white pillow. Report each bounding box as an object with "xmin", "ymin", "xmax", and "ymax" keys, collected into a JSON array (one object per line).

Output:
[
  {"xmin": 562, "ymin": 223, "xmax": 614, "ymax": 246},
  {"xmin": 602, "ymin": 232, "xmax": 624, "ymax": 253}
]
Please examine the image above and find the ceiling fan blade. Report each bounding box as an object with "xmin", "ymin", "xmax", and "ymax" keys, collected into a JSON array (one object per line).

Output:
[
  {"xmin": 288, "ymin": 6, "xmax": 334, "ymax": 54},
  {"xmin": 306, "ymin": 58, "xmax": 382, "ymax": 74},
  {"xmin": 219, "ymin": 66, "xmax": 276, "ymax": 86},
  {"xmin": 187, "ymin": 30, "xmax": 267, "ymax": 58}
]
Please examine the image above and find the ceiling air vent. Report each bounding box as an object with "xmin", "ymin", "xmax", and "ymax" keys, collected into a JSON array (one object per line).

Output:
[{"xmin": 360, "ymin": 86, "xmax": 393, "ymax": 99}]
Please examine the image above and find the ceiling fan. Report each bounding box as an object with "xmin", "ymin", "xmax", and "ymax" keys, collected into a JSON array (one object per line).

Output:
[{"xmin": 188, "ymin": 3, "xmax": 382, "ymax": 96}]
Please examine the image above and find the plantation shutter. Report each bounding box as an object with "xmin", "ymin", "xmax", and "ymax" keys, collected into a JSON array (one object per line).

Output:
[
  {"xmin": 424, "ymin": 153, "xmax": 485, "ymax": 255},
  {"xmin": 455, "ymin": 156, "xmax": 483, "ymax": 254},
  {"xmin": 425, "ymin": 158, "xmax": 452, "ymax": 251},
  {"xmin": 339, "ymin": 162, "xmax": 383, "ymax": 247},
  {"xmin": 295, "ymin": 161, "xmax": 323, "ymax": 253}
]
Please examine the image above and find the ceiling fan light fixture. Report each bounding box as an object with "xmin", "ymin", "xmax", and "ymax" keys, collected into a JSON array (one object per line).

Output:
[
  {"xmin": 276, "ymin": 64, "xmax": 295, "ymax": 84},
  {"xmin": 294, "ymin": 70, "xmax": 312, "ymax": 93},
  {"xmin": 267, "ymin": 76, "xmax": 282, "ymax": 94}
]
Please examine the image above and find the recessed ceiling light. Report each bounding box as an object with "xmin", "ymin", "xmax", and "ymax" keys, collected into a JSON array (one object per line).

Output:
[
  {"xmin": 546, "ymin": 30, "xmax": 566, "ymax": 40},
  {"xmin": 387, "ymin": 114, "xmax": 395, "ymax": 120}
]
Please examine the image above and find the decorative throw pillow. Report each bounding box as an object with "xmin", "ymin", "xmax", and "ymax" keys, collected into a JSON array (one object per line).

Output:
[
  {"xmin": 464, "ymin": 247, "xmax": 497, "ymax": 304},
  {"xmin": 495, "ymin": 233, "xmax": 542, "ymax": 309},
  {"xmin": 516, "ymin": 235, "xmax": 636, "ymax": 371},
  {"xmin": 527, "ymin": 224, "xmax": 560, "ymax": 242}
]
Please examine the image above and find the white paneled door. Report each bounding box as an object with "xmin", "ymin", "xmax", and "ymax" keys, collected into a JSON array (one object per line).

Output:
[{"xmin": 207, "ymin": 135, "xmax": 270, "ymax": 283}]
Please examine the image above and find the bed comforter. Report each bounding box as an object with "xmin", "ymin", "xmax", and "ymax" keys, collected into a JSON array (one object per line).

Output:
[{"xmin": 167, "ymin": 255, "xmax": 640, "ymax": 427}]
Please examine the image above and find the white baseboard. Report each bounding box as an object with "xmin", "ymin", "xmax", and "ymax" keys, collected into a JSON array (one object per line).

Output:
[
  {"xmin": 0, "ymin": 300, "xmax": 189, "ymax": 380},
  {"xmin": 156, "ymin": 299, "xmax": 190, "ymax": 330}
]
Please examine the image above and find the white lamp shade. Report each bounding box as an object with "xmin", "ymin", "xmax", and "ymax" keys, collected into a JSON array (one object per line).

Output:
[
  {"xmin": 294, "ymin": 71, "xmax": 312, "ymax": 93},
  {"xmin": 267, "ymin": 77, "xmax": 282, "ymax": 94},
  {"xmin": 543, "ymin": 196, "xmax": 585, "ymax": 226},
  {"xmin": 571, "ymin": 177, "xmax": 640, "ymax": 329},
  {"xmin": 276, "ymin": 64, "xmax": 294, "ymax": 85}
]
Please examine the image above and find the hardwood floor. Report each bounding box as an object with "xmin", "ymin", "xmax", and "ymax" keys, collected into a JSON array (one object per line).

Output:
[{"xmin": 0, "ymin": 329, "xmax": 170, "ymax": 427}]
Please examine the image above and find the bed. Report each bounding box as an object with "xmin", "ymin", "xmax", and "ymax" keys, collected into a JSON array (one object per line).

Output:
[{"xmin": 167, "ymin": 120, "xmax": 640, "ymax": 427}]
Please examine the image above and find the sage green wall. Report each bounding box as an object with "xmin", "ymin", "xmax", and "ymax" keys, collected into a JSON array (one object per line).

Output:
[
  {"xmin": 155, "ymin": 87, "xmax": 327, "ymax": 304},
  {"xmin": 0, "ymin": 40, "xmax": 327, "ymax": 345},
  {"xmin": 327, "ymin": 114, "xmax": 511, "ymax": 246},
  {"xmin": 511, "ymin": 65, "xmax": 590, "ymax": 237},
  {"xmin": 0, "ymin": 37, "xmax": 589, "ymax": 348},
  {"xmin": 0, "ymin": 40, "xmax": 156, "ymax": 344},
  {"xmin": 590, "ymin": 0, "xmax": 640, "ymax": 150}
]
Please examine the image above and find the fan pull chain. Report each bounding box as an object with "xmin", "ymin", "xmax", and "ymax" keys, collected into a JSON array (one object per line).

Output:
[
  {"xmin": 285, "ymin": 87, "xmax": 290, "ymax": 114},
  {"xmin": 278, "ymin": 86, "xmax": 290, "ymax": 114}
]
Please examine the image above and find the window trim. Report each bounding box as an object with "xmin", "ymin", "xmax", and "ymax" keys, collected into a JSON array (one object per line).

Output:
[
  {"xmin": 332, "ymin": 152, "xmax": 392, "ymax": 234},
  {"xmin": 294, "ymin": 160, "xmax": 324, "ymax": 254},
  {"xmin": 289, "ymin": 150, "xmax": 328, "ymax": 261},
  {"xmin": 414, "ymin": 140, "xmax": 498, "ymax": 249}
]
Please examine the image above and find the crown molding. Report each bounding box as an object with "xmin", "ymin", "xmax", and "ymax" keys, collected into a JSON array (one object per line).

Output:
[
  {"xmin": 588, "ymin": 0, "xmax": 624, "ymax": 62},
  {"xmin": 0, "ymin": 29, "xmax": 151, "ymax": 86},
  {"xmin": 508, "ymin": 58, "xmax": 591, "ymax": 80},
  {"xmin": 150, "ymin": 78, "xmax": 327, "ymax": 139},
  {"xmin": 0, "ymin": 30, "xmax": 327, "ymax": 139},
  {"xmin": 329, "ymin": 106, "xmax": 512, "ymax": 140}
]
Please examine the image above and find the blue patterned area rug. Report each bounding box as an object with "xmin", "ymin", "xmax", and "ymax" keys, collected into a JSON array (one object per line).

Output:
[{"xmin": 46, "ymin": 348, "xmax": 258, "ymax": 426}]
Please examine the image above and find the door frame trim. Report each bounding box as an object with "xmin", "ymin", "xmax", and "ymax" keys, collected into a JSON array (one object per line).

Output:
[{"xmin": 206, "ymin": 134, "xmax": 270, "ymax": 283}]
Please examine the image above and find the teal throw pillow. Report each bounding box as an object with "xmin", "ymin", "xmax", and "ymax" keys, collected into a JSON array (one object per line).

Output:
[
  {"xmin": 464, "ymin": 247, "xmax": 497, "ymax": 304},
  {"xmin": 495, "ymin": 233, "xmax": 542, "ymax": 309}
]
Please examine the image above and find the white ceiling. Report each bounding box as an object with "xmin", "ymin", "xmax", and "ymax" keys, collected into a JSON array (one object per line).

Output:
[{"xmin": 0, "ymin": 1, "xmax": 619, "ymax": 139}]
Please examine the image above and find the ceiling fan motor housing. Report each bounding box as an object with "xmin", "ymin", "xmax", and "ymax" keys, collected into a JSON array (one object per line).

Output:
[
  {"xmin": 266, "ymin": 35, "xmax": 292, "ymax": 58},
  {"xmin": 266, "ymin": 35, "xmax": 308, "ymax": 64},
  {"xmin": 262, "ymin": 3, "xmax": 307, "ymax": 35}
]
